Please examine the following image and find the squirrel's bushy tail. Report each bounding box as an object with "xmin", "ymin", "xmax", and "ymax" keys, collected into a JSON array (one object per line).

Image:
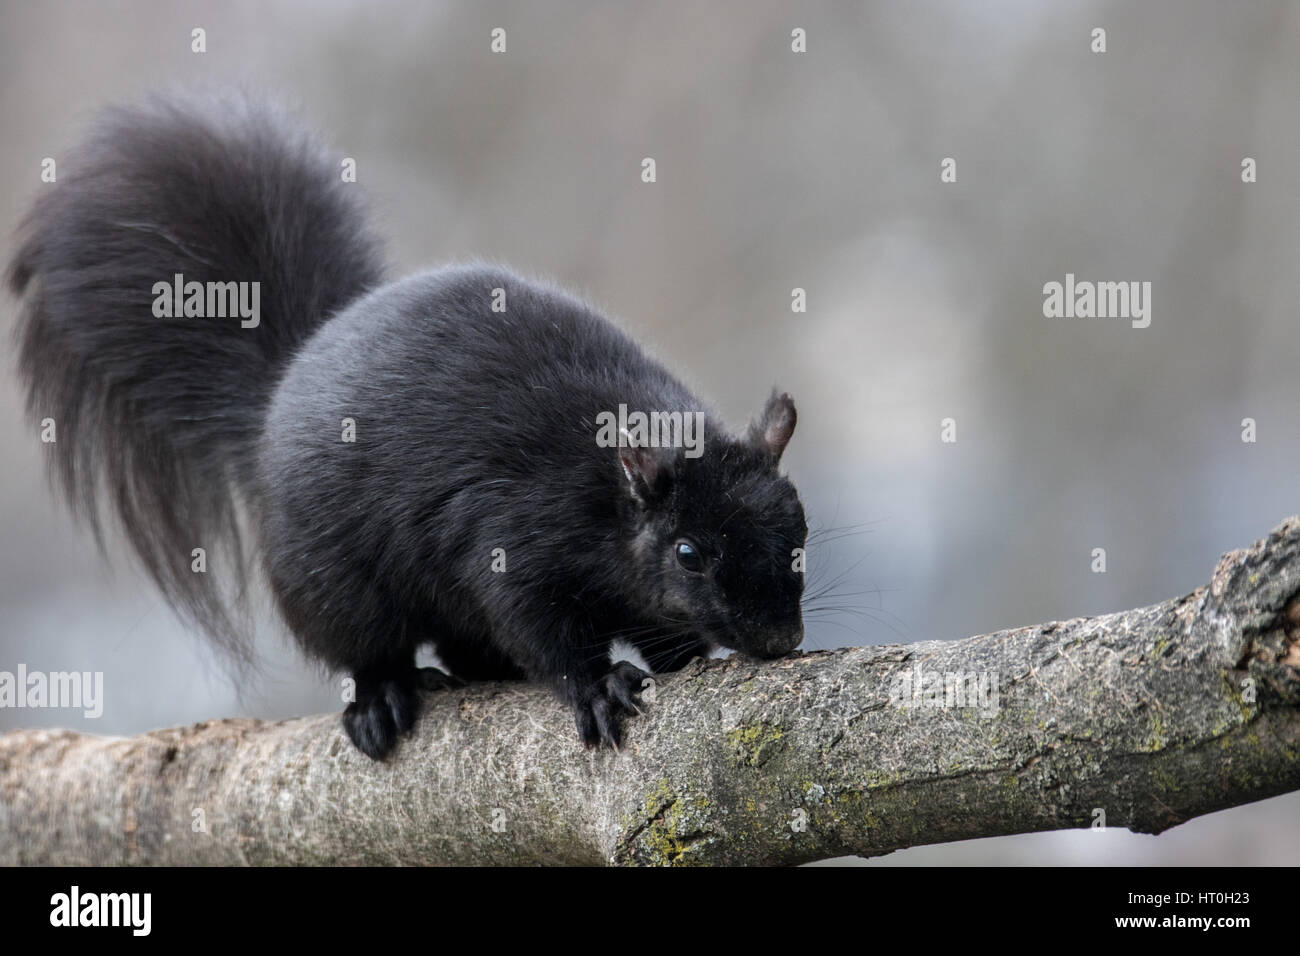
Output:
[{"xmin": 7, "ymin": 92, "xmax": 385, "ymax": 663}]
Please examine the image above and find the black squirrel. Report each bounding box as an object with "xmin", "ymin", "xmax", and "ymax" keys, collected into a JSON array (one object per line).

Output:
[{"xmin": 7, "ymin": 92, "xmax": 808, "ymax": 759}]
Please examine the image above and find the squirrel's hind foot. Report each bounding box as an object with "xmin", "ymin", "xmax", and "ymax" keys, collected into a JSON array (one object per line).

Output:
[{"xmin": 342, "ymin": 665, "xmax": 462, "ymax": 759}]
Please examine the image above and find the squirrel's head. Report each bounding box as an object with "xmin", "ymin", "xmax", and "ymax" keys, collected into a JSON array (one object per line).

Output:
[{"xmin": 616, "ymin": 391, "xmax": 807, "ymax": 659}]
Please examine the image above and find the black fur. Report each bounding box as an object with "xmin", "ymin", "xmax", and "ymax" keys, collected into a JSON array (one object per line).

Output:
[
  {"xmin": 9, "ymin": 93, "xmax": 809, "ymax": 759},
  {"xmin": 7, "ymin": 92, "xmax": 385, "ymax": 666}
]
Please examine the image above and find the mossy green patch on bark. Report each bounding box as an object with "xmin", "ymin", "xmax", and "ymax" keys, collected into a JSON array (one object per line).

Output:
[
  {"xmin": 727, "ymin": 721, "xmax": 787, "ymax": 767},
  {"xmin": 618, "ymin": 778, "xmax": 721, "ymax": 866}
]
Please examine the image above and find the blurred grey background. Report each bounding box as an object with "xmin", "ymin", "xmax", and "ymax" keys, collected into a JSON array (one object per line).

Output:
[{"xmin": 1, "ymin": 0, "xmax": 1297, "ymax": 865}]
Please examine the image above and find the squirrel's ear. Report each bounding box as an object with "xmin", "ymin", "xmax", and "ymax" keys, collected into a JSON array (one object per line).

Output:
[
  {"xmin": 618, "ymin": 430, "xmax": 673, "ymax": 505},
  {"xmin": 748, "ymin": 390, "xmax": 797, "ymax": 462}
]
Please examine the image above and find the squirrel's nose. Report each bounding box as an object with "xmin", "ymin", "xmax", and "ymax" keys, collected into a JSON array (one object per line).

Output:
[{"xmin": 761, "ymin": 629, "xmax": 803, "ymax": 658}]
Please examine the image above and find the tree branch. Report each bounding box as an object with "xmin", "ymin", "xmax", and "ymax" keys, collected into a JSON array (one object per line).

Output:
[{"xmin": 3, "ymin": 518, "xmax": 1299, "ymax": 866}]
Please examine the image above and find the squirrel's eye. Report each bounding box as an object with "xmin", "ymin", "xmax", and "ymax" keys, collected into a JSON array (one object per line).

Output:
[{"xmin": 674, "ymin": 539, "xmax": 704, "ymax": 573}]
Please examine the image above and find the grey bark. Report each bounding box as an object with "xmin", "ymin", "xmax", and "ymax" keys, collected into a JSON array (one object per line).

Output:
[{"xmin": 3, "ymin": 517, "xmax": 1299, "ymax": 866}]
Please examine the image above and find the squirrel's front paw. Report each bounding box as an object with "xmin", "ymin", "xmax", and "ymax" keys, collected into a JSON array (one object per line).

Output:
[{"xmin": 573, "ymin": 661, "xmax": 653, "ymax": 749}]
